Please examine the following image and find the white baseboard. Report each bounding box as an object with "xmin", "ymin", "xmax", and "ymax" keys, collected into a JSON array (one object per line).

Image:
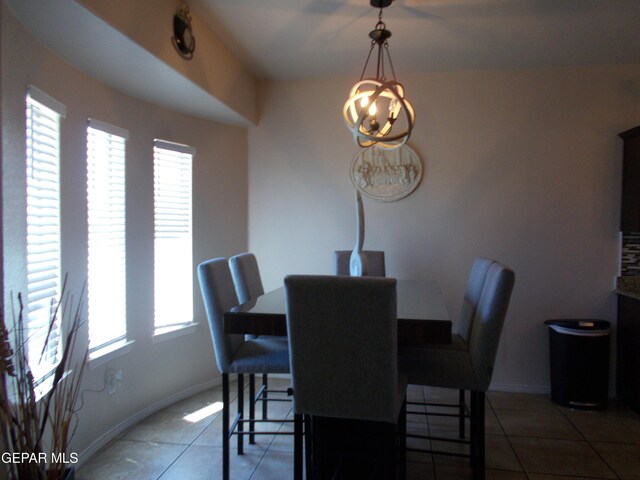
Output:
[
  {"xmin": 489, "ymin": 383, "xmax": 551, "ymax": 395},
  {"xmin": 266, "ymin": 373, "xmax": 291, "ymax": 380},
  {"xmin": 77, "ymin": 377, "xmax": 222, "ymax": 468}
]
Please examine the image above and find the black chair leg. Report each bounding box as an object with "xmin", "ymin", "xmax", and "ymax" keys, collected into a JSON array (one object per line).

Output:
[
  {"xmin": 249, "ymin": 374, "xmax": 256, "ymax": 444},
  {"xmin": 470, "ymin": 391, "xmax": 477, "ymax": 468},
  {"xmin": 305, "ymin": 415, "xmax": 313, "ymax": 479},
  {"xmin": 470, "ymin": 391, "xmax": 485, "ymax": 480},
  {"xmin": 237, "ymin": 373, "xmax": 244, "ymax": 455},
  {"xmin": 222, "ymin": 373, "xmax": 230, "ymax": 480},
  {"xmin": 294, "ymin": 413, "xmax": 304, "ymax": 480},
  {"xmin": 459, "ymin": 389, "xmax": 466, "ymax": 439},
  {"xmin": 262, "ymin": 373, "xmax": 269, "ymax": 419},
  {"xmin": 399, "ymin": 400, "xmax": 407, "ymax": 480}
]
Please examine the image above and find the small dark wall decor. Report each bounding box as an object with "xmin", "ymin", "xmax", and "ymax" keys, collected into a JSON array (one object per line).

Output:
[{"xmin": 172, "ymin": 4, "xmax": 195, "ymax": 60}]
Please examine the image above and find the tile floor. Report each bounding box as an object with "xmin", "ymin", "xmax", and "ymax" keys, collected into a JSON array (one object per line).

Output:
[{"xmin": 77, "ymin": 377, "xmax": 640, "ymax": 480}]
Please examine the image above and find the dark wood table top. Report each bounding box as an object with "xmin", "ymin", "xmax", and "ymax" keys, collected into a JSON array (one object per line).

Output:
[{"xmin": 224, "ymin": 279, "xmax": 452, "ymax": 347}]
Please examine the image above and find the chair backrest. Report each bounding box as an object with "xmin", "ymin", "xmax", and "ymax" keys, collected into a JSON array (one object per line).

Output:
[
  {"xmin": 229, "ymin": 252, "xmax": 265, "ymax": 309},
  {"xmin": 468, "ymin": 261, "xmax": 515, "ymax": 391},
  {"xmin": 197, "ymin": 258, "xmax": 243, "ymax": 373},
  {"xmin": 457, "ymin": 258, "xmax": 495, "ymax": 342},
  {"xmin": 333, "ymin": 250, "xmax": 386, "ymax": 277},
  {"xmin": 285, "ymin": 275, "xmax": 399, "ymax": 423}
]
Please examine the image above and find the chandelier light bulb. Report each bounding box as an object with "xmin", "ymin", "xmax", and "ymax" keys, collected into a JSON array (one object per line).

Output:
[
  {"xmin": 343, "ymin": 79, "xmax": 415, "ymax": 149},
  {"xmin": 388, "ymin": 98, "xmax": 398, "ymax": 119}
]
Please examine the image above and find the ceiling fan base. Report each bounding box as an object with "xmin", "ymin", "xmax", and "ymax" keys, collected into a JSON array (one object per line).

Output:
[{"xmin": 370, "ymin": 0, "xmax": 393, "ymax": 9}]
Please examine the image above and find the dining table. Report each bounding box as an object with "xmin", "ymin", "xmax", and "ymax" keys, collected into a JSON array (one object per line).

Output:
[
  {"xmin": 223, "ymin": 278, "xmax": 452, "ymax": 478},
  {"xmin": 224, "ymin": 278, "xmax": 452, "ymax": 347}
]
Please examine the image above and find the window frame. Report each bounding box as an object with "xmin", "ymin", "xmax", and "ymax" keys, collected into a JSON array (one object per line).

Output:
[
  {"xmin": 24, "ymin": 86, "xmax": 66, "ymax": 384},
  {"xmin": 152, "ymin": 139, "xmax": 196, "ymax": 336},
  {"xmin": 86, "ymin": 118, "xmax": 128, "ymax": 356}
]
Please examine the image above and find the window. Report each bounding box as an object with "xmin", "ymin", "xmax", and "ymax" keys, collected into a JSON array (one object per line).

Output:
[
  {"xmin": 86, "ymin": 120, "xmax": 128, "ymax": 353},
  {"xmin": 25, "ymin": 87, "xmax": 65, "ymax": 383},
  {"xmin": 153, "ymin": 140, "xmax": 194, "ymax": 334}
]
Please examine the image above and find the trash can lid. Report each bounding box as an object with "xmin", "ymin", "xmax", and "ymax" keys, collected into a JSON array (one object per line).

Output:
[
  {"xmin": 544, "ymin": 319, "xmax": 610, "ymax": 336},
  {"xmin": 544, "ymin": 319, "xmax": 610, "ymax": 330}
]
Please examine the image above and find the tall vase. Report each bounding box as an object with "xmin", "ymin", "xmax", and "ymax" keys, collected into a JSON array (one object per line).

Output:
[{"xmin": 350, "ymin": 190, "xmax": 369, "ymax": 276}]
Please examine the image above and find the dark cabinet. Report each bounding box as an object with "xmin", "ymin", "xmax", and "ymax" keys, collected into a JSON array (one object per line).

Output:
[
  {"xmin": 619, "ymin": 126, "xmax": 640, "ymax": 232},
  {"xmin": 617, "ymin": 294, "xmax": 640, "ymax": 412}
]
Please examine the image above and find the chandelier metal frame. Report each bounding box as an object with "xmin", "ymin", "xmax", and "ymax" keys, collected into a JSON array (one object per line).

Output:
[{"xmin": 343, "ymin": 0, "xmax": 415, "ymax": 150}]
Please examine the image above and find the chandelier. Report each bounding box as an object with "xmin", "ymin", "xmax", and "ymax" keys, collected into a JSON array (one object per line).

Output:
[{"xmin": 343, "ymin": 0, "xmax": 415, "ymax": 150}]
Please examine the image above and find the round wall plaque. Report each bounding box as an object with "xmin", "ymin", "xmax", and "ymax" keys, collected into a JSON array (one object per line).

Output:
[{"xmin": 349, "ymin": 144, "xmax": 422, "ymax": 202}]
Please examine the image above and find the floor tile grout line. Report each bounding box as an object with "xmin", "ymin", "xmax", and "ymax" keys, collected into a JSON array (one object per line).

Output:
[
  {"xmin": 248, "ymin": 379, "xmax": 296, "ymax": 480},
  {"xmin": 556, "ymin": 406, "xmax": 623, "ymax": 480},
  {"xmin": 419, "ymin": 387, "xmax": 438, "ymax": 479},
  {"xmin": 496, "ymin": 399, "xmax": 623, "ymax": 480},
  {"xmin": 490, "ymin": 395, "xmax": 529, "ymax": 478},
  {"xmin": 247, "ymin": 445, "xmax": 272, "ymax": 480},
  {"xmin": 423, "ymin": 393, "xmax": 434, "ymax": 465},
  {"xmin": 425, "ymin": 388, "xmax": 464, "ymax": 476},
  {"xmin": 79, "ymin": 387, "xmax": 637, "ymax": 480},
  {"xmin": 153, "ymin": 378, "xmax": 257, "ymax": 480},
  {"xmin": 155, "ymin": 381, "xmax": 241, "ymax": 480},
  {"xmin": 154, "ymin": 443, "xmax": 192, "ymax": 480}
]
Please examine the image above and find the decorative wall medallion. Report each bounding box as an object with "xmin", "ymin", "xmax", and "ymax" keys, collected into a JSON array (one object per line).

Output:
[{"xmin": 350, "ymin": 144, "xmax": 422, "ymax": 202}]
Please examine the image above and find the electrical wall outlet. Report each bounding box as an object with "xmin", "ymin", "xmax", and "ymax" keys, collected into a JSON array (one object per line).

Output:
[{"xmin": 106, "ymin": 369, "xmax": 123, "ymax": 396}]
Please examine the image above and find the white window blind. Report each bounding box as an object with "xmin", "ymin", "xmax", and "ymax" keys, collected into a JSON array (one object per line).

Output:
[
  {"xmin": 25, "ymin": 89, "xmax": 64, "ymax": 383},
  {"xmin": 87, "ymin": 120, "xmax": 128, "ymax": 352},
  {"xmin": 153, "ymin": 140, "xmax": 194, "ymax": 333}
]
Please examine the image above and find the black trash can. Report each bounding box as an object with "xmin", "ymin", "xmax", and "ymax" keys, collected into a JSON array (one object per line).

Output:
[{"xmin": 544, "ymin": 319, "xmax": 611, "ymax": 410}]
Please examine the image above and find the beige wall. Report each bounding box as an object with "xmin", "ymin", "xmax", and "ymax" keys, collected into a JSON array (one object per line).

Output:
[
  {"xmin": 78, "ymin": 0, "xmax": 257, "ymax": 124},
  {"xmin": 2, "ymin": 4, "xmax": 248, "ymax": 457},
  {"xmin": 4, "ymin": 0, "xmax": 640, "ymax": 461},
  {"xmin": 249, "ymin": 66, "xmax": 640, "ymax": 392}
]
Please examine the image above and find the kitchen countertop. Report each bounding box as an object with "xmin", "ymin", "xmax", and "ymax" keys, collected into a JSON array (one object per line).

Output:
[
  {"xmin": 616, "ymin": 288, "xmax": 640, "ymax": 300},
  {"xmin": 616, "ymin": 276, "xmax": 640, "ymax": 300}
]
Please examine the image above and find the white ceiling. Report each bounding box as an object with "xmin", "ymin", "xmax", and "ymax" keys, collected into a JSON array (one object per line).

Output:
[
  {"xmin": 8, "ymin": 0, "xmax": 640, "ymax": 124},
  {"xmin": 190, "ymin": 0, "xmax": 640, "ymax": 80}
]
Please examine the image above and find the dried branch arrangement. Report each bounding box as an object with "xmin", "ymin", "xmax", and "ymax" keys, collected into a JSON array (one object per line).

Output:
[{"xmin": 1, "ymin": 279, "xmax": 87, "ymax": 480}]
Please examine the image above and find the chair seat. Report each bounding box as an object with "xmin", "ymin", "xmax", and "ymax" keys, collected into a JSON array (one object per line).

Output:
[
  {"xmin": 229, "ymin": 337, "xmax": 290, "ymax": 374},
  {"xmin": 399, "ymin": 347, "xmax": 479, "ymax": 391},
  {"xmin": 427, "ymin": 333, "xmax": 467, "ymax": 352}
]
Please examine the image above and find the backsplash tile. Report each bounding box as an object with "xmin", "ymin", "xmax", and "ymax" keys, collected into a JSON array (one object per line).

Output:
[{"xmin": 622, "ymin": 233, "xmax": 640, "ymax": 276}]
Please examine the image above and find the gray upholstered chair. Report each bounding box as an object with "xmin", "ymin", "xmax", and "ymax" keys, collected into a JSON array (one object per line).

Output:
[
  {"xmin": 229, "ymin": 252, "xmax": 287, "ymax": 425},
  {"xmin": 457, "ymin": 258, "xmax": 496, "ymax": 345},
  {"xmin": 399, "ymin": 261, "xmax": 515, "ymax": 480},
  {"xmin": 230, "ymin": 252, "xmax": 264, "ymax": 311},
  {"xmin": 285, "ymin": 274, "xmax": 407, "ymax": 480},
  {"xmin": 333, "ymin": 250, "xmax": 386, "ymax": 277},
  {"xmin": 408, "ymin": 258, "xmax": 495, "ymax": 438},
  {"xmin": 198, "ymin": 258, "xmax": 291, "ymax": 480}
]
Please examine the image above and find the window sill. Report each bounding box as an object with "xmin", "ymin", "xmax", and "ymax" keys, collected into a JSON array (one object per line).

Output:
[
  {"xmin": 88, "ymin": 340, "xmax": 135, "ymax": 370},
  {"xmin": 34, "ymin": 370, "xmax": 70, "ymax": 401},
  {"xmin": 153, "ymin": 323, "xmax": 198, "ymax": 343}
]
